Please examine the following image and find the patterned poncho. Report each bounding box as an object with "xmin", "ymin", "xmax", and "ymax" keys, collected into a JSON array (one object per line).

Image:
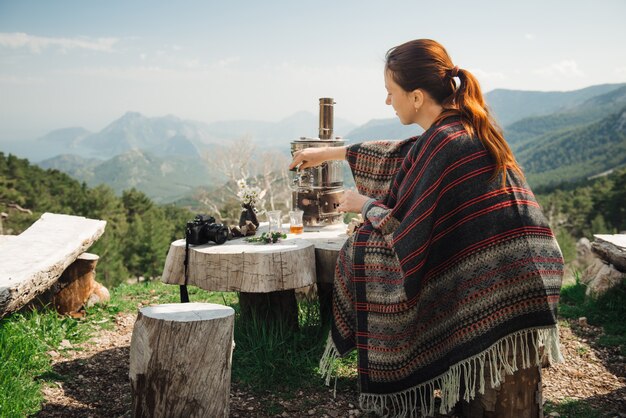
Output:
[{"xmin": 320, "ymin": 116, "xmax": 563, "ymax": 417}]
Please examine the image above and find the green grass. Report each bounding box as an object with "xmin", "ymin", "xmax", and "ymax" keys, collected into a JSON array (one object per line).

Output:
[
  {"xmin": 559, "ymin": 275, "xmax": 626, "ymax": 355},
  {"xmin": 232, "ymin": 300, "xmax": 330, "ymax": 392},
  {"xmin": 4, "ymin": 274, "xmax": 625, "ymax": 417},
  {"xmin": 0, "ymin": 308, "xmax": 90, "ymax": 417},
  {"xmin": 0, "ymin": 280, "xmax": 336, "ymax": 416},
  {"xmin": 0, "ymin": 281, "xmax": 236, "ymax": 417},
  {"xmin": 544, "ymin": 399, "xmax": 603, "ymax": 418}
]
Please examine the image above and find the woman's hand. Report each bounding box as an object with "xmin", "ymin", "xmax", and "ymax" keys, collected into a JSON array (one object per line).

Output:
[
  {"xmin": 337, "ymin": 189, "xmax": 371, "ymax": 214},
  {"xmin": 289, "ymin": 146, "xmax": 347, "ymax": 171}
]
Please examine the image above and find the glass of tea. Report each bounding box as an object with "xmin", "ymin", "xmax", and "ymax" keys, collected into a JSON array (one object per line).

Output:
[{"xmin": 289, "ymin": 210, "xmax": 304, "ymax": 234}]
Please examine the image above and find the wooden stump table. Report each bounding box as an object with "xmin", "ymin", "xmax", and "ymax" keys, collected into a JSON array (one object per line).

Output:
[
  {"xmin": 161, "ymin": 223, "xmax": 348, "ymax": 328},
  {"xmin": 129, "ymin": 303, "xmax": 235, "ymax": 418}
]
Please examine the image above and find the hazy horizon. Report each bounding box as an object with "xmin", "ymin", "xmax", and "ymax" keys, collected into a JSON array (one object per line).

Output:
[{"xmin": 1, "ymin": 0, "xmax": 625, "ymax": 140}]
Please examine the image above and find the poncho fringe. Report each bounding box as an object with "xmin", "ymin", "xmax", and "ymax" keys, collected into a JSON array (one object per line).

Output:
[{"xmin": 320, "ymin": 325, "xmax": 562, "ymax": 417}]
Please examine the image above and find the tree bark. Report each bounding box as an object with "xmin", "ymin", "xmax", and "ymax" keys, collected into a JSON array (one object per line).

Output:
[
  {"xmin": 30, "ymin": 253, "xmax": 109, "ymax": 314},
  {"xmin": 129, "ymin": 303, "xmax": 235, "ymax": 418},
  {"xmin": 459, "ymin": 366, "xmax": 543, "ymax": 418},
  {"xmin": 162, "ymin": 236, "xmax": 316, "ymax": 292},
  {"xmin": 591, "ymin": 234, "xmax": 626, "ymax": 272},
  {"xmin": 457, "ymin": 338, "xmax": 544, "ymax": 418}
]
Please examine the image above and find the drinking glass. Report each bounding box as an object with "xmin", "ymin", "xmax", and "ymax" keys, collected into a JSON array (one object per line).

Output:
[
  {"xmin": 289, "ymin": 210, "xmax": 304, "ymax": 234},
  {"xmin": 267, "ymin": 210, "xmax": 282, "ymax": 233}
]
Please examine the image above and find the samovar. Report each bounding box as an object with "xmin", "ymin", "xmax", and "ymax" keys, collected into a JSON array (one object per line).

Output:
[{"xmin": 290, "ymin": 98, "xmax": 345, "ymax": 226}]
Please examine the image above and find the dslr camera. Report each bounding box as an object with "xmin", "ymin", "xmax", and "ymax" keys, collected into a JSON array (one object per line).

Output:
[{"xmin": 186, "ymin": 214, "xmax": 229, "ymax": 245}]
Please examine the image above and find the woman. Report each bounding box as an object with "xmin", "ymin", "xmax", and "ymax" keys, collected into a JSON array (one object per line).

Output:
[{"xmin": 290, "ymin": 39, "xmax": 563, "ymax": 417}]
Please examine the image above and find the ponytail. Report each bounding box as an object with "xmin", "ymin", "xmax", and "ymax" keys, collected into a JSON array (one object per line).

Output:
[
  {"xmin": 436, "ymin": 68, "xmax": 523, "ymax": 185},
  {"xmin": 386, "ymin": 39, "xmax": 523, "ymax": 186}
]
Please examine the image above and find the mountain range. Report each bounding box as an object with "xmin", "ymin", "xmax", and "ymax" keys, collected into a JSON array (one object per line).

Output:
[{"xmin": 1, "ymin": 82, "xmax": 625, "ymax": 202}]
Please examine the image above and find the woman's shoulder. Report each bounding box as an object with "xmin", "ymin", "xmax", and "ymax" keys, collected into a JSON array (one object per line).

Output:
[
  {"xmin": 414, "ymin": 116, "xmax": 475, "ymax": 150},
  {"xmin": 404, "ymin": 118, "xmax": 490, "ymax": 173}
]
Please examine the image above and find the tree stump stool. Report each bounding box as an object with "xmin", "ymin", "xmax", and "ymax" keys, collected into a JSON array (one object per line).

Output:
[
  {"xmin": 456, "ymin": 334, "xmax": 545, "ymax": 418},
  {"xmin": 129, "ymin": 303, "xmax": 235, "ymax": 418}
]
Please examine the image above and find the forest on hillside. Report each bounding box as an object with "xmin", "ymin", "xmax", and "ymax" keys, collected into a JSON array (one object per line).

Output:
[
  {"xmin": 1, "ymin": 151, "xmax": 624, "ymax": 288},
  {"xmin": 0, "ymin": 152, "xmax": 192, "ymax": 287},
  {"xmin": 535, "ymin": 169, "xmax": 626, "ymax": 263}
]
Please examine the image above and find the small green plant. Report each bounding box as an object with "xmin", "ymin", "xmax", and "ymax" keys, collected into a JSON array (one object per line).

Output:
[
  {"xmin": 576, "ymin": 345, "xmax": 589, "ymax": 356},
  {"xmin": 245, "ymin": 231, "xmax": 287, "ymax": 244}
]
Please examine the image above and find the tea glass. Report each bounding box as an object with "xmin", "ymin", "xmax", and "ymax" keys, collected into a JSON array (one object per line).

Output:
[
  {"xmin": 289, "ymin": 210, "xmax": 304, "ymax": 234},
  {"xmin": 267, "ymin": 210, "xmax": 282, "ymax": 233}
]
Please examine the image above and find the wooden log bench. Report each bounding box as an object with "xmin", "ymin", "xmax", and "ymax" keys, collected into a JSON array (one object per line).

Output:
[
  {"xmin": 0, "ymin": 212, "xmax": 106, "ymax": 318},
  {"xmin": 591, "ymin": 234, "xmax": 626, "ymax": 272},
  {"xmin": 583, "ymin": 234, "xmax": 626, "ymax": 298}
]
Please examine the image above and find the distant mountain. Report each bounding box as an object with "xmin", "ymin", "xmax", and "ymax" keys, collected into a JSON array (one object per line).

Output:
[
  {"xmin": 6, "ymin": 83, "xmax": 626, "ymax": 202},
  {"xmin": 38, "ymin": 154, "xmax": 101, "ymax": 181},
  {"xmin": 345, "ymin": 118, "xmax": 423, "ymax": 141},
  {"xmin": 505, "ymin": 85, "xmax": 626, "ymax": 150},
  {"xmin": 518, "ymin": 106, "xmax": 626, "ymax": 187},
  {"xmin": 41, "ymin": 149, "xmax": 224, "ymax": 203},
  {"xmin": 162, "ymin": 134, "xmax": 201, "ymax": 158},
  {"xmin": 485, "ymin": 83, "xmax": 626, "ymax": 126},
  {"xmin": 8, "ymin": 110, "xmax": 357, "ymax": 164},
  {"xmin": 79, "ymin": 112, "xmax": 218, "ymax": 159},
  {"xmin": 0, "ymin": 127, "xmax": 94, "ymax": 162},
  {"xmin": 38, "ymin": 127, "xmax": 92, "ymax": 149},
  {"xmin": 93, "ymin": 150, "xmax": 222, "ymax": 203}
]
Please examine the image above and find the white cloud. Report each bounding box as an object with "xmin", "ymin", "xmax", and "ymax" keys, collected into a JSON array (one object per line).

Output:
[
  {"xmin": 0, "ymin": 32, "xmax": 118, "ymax": 53},
  {"xmin": 524, "ymin": 33, "xmax": 535, "ymax": 40},
  {"xmin": 615, "ymin": 67, "xmax": 626, "ymax": 75},
  {"xmin": 533, "ymin": 60, "xmax": 585, "ymax": 77}
]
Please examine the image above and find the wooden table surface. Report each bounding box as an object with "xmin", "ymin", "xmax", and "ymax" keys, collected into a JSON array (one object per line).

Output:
[{"xmin": 161, "ymin": 222, "xmax": 348, "ymax": 293}]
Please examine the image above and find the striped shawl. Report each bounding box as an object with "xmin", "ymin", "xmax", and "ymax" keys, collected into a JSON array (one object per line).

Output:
[{"xmin": 320, "ymin": 116, "xmax": 563, "ymax": 417}]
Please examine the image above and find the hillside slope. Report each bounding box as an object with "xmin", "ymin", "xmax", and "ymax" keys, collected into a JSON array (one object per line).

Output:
[
  {"xmin": 518, "ymin": 107, "xmax": 626, "ymax": 186},
  {"xmin": 485, "ymin": 83, "xmax": 625, "ymax": 126}
]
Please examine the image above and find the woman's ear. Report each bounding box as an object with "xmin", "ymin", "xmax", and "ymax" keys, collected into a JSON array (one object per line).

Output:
[{"xmin": 412, "ymin": 89, "xmax": 423, "ymax": 111}]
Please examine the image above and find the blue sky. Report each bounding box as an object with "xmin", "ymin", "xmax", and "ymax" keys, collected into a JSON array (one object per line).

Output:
[{"xmin": 1, "ymin": 0, "xmax": 625, "ymax": 140}]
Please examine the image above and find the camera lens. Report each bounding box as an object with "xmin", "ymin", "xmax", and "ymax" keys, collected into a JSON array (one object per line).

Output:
[{"xmin": 207, "ymin": 224, "xmax": 229, "ymax": 245}]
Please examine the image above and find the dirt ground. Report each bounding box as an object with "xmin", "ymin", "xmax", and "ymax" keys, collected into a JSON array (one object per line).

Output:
[{"xmin": 36, "ymin": 313, "xmax": 626, "ymax": 418}]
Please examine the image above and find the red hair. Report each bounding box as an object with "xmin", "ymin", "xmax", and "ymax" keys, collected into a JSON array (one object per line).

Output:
[{"xmin": 385, "ymin": 39, "xmax": 522, "ymax": 184}]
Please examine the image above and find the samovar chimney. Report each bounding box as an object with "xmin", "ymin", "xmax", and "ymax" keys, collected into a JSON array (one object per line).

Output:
[{"xmin": 318, "ymin": 98, "xmax": 335, "ymax": 140}]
